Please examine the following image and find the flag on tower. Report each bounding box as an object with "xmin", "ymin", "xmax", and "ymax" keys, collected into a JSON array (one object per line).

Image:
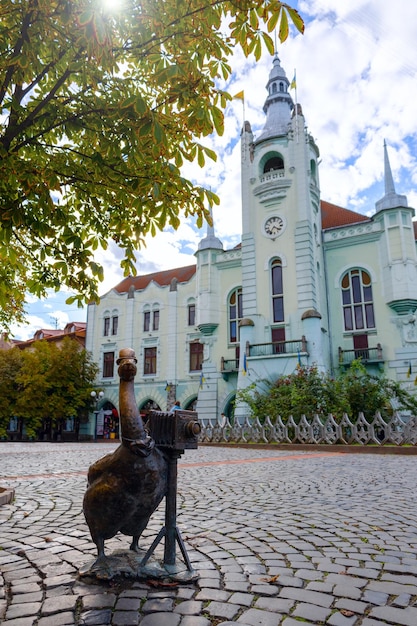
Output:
[
  {"xmin": 290, "ymin": 71, "xmax": 296, "ymax": 90},
  {"xmin": 233, "ymin": 90, "xmax": 244, "ymax": 101}
]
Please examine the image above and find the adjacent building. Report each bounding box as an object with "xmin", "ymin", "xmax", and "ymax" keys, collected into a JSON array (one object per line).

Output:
[{"xmin": 84, "ymin": 55, "xmax": 417, "ymax": 438}]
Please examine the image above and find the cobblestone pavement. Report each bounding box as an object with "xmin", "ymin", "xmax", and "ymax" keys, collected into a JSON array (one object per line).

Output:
[{"xmin": 0, "ymin": 443, "xmax": 417, "ymax": 626}]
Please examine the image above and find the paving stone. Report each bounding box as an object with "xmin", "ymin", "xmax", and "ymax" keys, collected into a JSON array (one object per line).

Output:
[
  {"xmin": 6, "ymin": 602, "xmax": 42, "ymax": 619},
  {"xmin": 223, "ymin": 580, "xmax": 250, "ymax": 592},
  {"xmin": 295, "ymin": 568, "xmax": 324, "ymax": 581},
  {"xmin": 11, "ymin": 591, "xmax": 43, "ymax": 603},
  {"xmin": 228, "ymin": 592, "xmax": 253, "ymax": 607},
  {"xmin": 115, "ymin": 596, "xmax": 143, "ymax": 611},
  {"xmin": 78, "ymin": 609, "xmax": 112, "ymax": 625},
  {"xmin": 112, "ymin": 610, "xmax": 140, "ymax": 625},
  {"xmin": 292, "ymin": 601, "xmax": 332, "ymax": 622},
  {"xmin": 11, "ymin": 583, "xmax": 41, "ymax": 594},
  {"xmin": 139, "ymin": 613, "xmax": 181, "ymax": 626},
  {"xmin": 281, "ymin": 618, "xmax": 315, "ymax": 626},
  {"xmin": 237, "ymin": 608, "xmax": 282, "ymax": 626},
  {"xmin": 333, "ymin": 584, "xmax": 362, "ymax": 600},
  {"xmin": 195, "ymin": 588, "xmax": 231, "ymax": 602},
  {"xmin": 142, "ymin": 597, "xmax": 174, "ymax": 612},
  {"xmin": 362, "ymin": 589, "xmax": 389, "ymax": 605},
  {"xmin": 279, "ymin": 586, "xmax": 333, "ymax": 607},
  {"xmin": 173, "ymin": 600, "xmax": 203, "ymax": 615},
  {"xmin": 180, "ymin": 617, "xmax": 211, "ymax": 626},
  {"xmin": 334, "ymin": 597, "xmax": 369, "ymax": 614},
  {"xmin": 326, "ymin": 612, "xmax": 360, "ymax": 626},
  {"xmin": 175, "ymin": 587, "xmax": 195, "ymax": 600},
  {"xmin": 254, "ymin": 597, "xmax": 294, "ymax": 613},
  {"xmin": 205, "ymin": 601, "xmax": 240, "ymax": 619},
  {"xmin": 43, "ymin": 574, "xmax": 75, "ymax": 588},
  {"xmin": 368, "ymin": 605, "xmax": 417, "ymax": 626},
  {"xmin": 250, "ymin": 584, "xmax": 280, "ymax": 596},
  {"xmin": 196, "ymin": 578, "xmax": 220, "ymax": 589},
  {"xmin": 37, "ymin": 611, "xmax": 75, "ymax": 626},
  {"xmin": 41, "ymin": 594, "xmax": 77, "ymax": 614},
  {"xmin": 82, "ymin": 593, "xmax": 117, "ymax": 609},
  {"xmin": 367, "ymin": 580, "xmax": 417, "ymax": 595},
  {"xmin": 0, "ymin": 618, "xmax": 38, "ymax": 626},
  {"xmin": 392, "ymin": 593, "xmax": 412, "ymax": 607},
  {"xmin": 305, "ymin": 581, "xmax": 334, "ymax": 593}
]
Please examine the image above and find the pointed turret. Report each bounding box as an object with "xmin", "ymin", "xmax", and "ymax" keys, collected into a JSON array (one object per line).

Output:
[
  {"xmin": 375, "ymin": 141, "xmax": 408, "ymax": 212},
  {"xmin": 198, "ymin": 205, "xmax": 223, "ymax": 251},
  {"xmin": 256, "ymin": 54, "xmax": 294, "ymax": 143}
]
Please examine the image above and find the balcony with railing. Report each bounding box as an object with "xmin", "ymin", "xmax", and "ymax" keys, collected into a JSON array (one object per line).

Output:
[
  {"xmin": 220, "ymin": 357, "xmax": 239, "ymax": 381},
  {"xmin": 249, "ymin": 336, "xmax": 308, "ymax": 358},
  {"xmin": 338, "ymin": 344, "xmax": 384, "ymax": 366}
]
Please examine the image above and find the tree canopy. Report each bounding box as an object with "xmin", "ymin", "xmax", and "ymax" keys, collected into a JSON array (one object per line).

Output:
[
  {"xmin": 0, "ymin": 338, "xmax": 98, "ymax": 438},
  {"xmin": 0, "ymin": 0, "xmax": 303, "ymax": 329}
]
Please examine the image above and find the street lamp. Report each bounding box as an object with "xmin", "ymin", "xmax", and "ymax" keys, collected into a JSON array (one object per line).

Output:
[{"xmin": 91, "ymin": 390, "xmax": 104, "ymax": 441}]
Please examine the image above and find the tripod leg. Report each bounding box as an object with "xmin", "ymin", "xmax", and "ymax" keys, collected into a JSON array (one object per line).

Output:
[
  {"xmin": 175, "ymin": 527, "xmax": 193, "ymax": 571},
  {"xmin": 140, "ymin": 526, "xmax": 166, "ymax": 567}
]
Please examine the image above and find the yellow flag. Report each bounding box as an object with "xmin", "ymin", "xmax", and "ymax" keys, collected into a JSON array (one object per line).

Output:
[
  {"xmin": 290, "ymin": 72, "xmax": 296, "ymax": 90},
  {"xmin": 233, "ymin": 90, "xmax": 244, "ymax": 101}
]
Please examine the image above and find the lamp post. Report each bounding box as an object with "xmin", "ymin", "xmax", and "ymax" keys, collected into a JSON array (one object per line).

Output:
[{"xmin": 91, "ymin": 390, "xmax": 104, "ymax": 441}]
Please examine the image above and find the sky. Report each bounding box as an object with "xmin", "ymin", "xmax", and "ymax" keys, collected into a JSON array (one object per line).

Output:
[{"xmin": 10, "ymin": 0, "xmax": 417, "ymax": 340}]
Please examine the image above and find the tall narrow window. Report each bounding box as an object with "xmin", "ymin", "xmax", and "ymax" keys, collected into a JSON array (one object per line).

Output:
[
  {"xmin": 341, "ymin": 269, "xmax": 375, "ymax": 331},
  {"xmin": 229, "ymin": 288, "xmax": 243, "ymax": 343},
  {"xmin": 153, "ymin": 310, "xmax": 159, "ymax": 331},
  {"xmin": 111, "ymin": 315, "xmax": 118, "ymax": 335},
  {"xmin": 271, "ymin": 259, "xmax": 284, "ymax": 323},
  {"xmin": 144, "ymin": 347, "xmax": 157, "ymax": 375},
  {"xmin": 103, "ymin": 317, "xmax": 110, "ymax": 336},
  {"xmin": 188, "ymin": 304, "xmax": 196, "ymax": 326},
  {"xmin": 189, "ymin": 341, "xmax": 203, "ymax": 371},
  {"xmin": 143, "ymin": 311, "xmax": 150, "ymax": 332},
  {"xmin": 103, "ymin": 352, "xmax": 115, "ymax": 378}
]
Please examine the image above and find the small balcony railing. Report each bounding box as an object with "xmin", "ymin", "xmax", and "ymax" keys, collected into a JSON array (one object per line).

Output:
[
  {"xmin": 259, "ymin": 169, "xmax": 286, "ymax": 184},
  {"xmin": 338, "ymin": 344, "xmax": 383, "ymax": 365},
  {"xmin": 249, "ymin": 337, "xmax": 307, "ymax": 358},
  {"xmin": 220, "ymin": 357, "xmax": 239, "ymax": 373}
]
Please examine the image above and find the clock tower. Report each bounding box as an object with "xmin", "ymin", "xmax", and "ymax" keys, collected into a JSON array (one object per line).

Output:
[{"xmin": 236, "ymin": 54, "xmax": 329, "ymax": 409}]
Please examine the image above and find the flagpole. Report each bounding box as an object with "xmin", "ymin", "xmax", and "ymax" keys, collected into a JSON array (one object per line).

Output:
[{"xmin": 290, "ymin": 68, "xmax": 298, "ymax": 143}]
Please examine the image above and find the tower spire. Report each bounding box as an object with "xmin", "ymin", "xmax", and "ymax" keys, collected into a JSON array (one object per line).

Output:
[
  {"xmin": 197, "ymin": 204, "xmax": 223, "ymax": 251},
  {"xmin": 375, "ymin": 141, "xmax": 407, "ymax": 212},
  {"xmin": 256, "ymin": 54, "xmax": 294, "ymax": 143},
  {"xmin": 383, "ymin": 139, "xmax": 396, "ymax": 196}
]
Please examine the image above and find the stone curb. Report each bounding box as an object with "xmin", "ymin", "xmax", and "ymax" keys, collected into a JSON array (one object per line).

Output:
[{"xmin": 0, "ymin": 487, "xmax": 15, "ymax": 506}]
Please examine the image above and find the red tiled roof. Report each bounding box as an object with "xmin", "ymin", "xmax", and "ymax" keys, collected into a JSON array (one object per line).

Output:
[
  {"xmin": 320, "ymin": 200, "xmax": 370, "ymax": 230},
  {"xmin": 113, "ymin": 264, "xmax": 196, "ymax": 294}
]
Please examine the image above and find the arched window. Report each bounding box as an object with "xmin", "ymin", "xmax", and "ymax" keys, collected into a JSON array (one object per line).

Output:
[
  {"xmin": 263, "ymin": 155, "xmax": 284, "ymax": 173},
  {"xmin": 341, "ymin": 269, "xmax": 375, "ymax": 331},
  {"xmin": 279, "ymin": 81, "xmax": 284, "ymax": 92},
  {"xmin": 271, "ymin": 259, "xmax": 285, "ymax": 323},
  {"xmin": 272, "ymin": 82, "xmax": 277, "ymax": 94},
  {"xmin": 228, "ymin": 288, "xmax": 242, "ymax": 343}
]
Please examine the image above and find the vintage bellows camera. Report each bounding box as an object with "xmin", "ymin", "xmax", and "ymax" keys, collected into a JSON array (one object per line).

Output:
[{"xmin": 147, "ymin": 410, "xmax": 201, "ymax": 450}]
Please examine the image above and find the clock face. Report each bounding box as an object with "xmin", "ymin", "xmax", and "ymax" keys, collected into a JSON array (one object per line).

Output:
[{"xmin": 264, "ymin": 215, "xmax": 284, "ymax": 237}]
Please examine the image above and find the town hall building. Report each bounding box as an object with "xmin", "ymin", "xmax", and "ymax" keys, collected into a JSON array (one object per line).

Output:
[{"xmin": 84, "ymin": 55, "xmax": 417, "ymax": 438}]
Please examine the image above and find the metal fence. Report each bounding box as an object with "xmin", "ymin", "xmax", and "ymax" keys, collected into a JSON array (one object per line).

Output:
[{"xmin": 199, "ymin": 412, "xmax": 417, "ymax": 446}]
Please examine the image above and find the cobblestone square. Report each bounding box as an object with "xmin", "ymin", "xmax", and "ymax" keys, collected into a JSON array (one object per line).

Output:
[{"xmin": 0, "ymin": 442, "xmax": 416, "ymax": 625}]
